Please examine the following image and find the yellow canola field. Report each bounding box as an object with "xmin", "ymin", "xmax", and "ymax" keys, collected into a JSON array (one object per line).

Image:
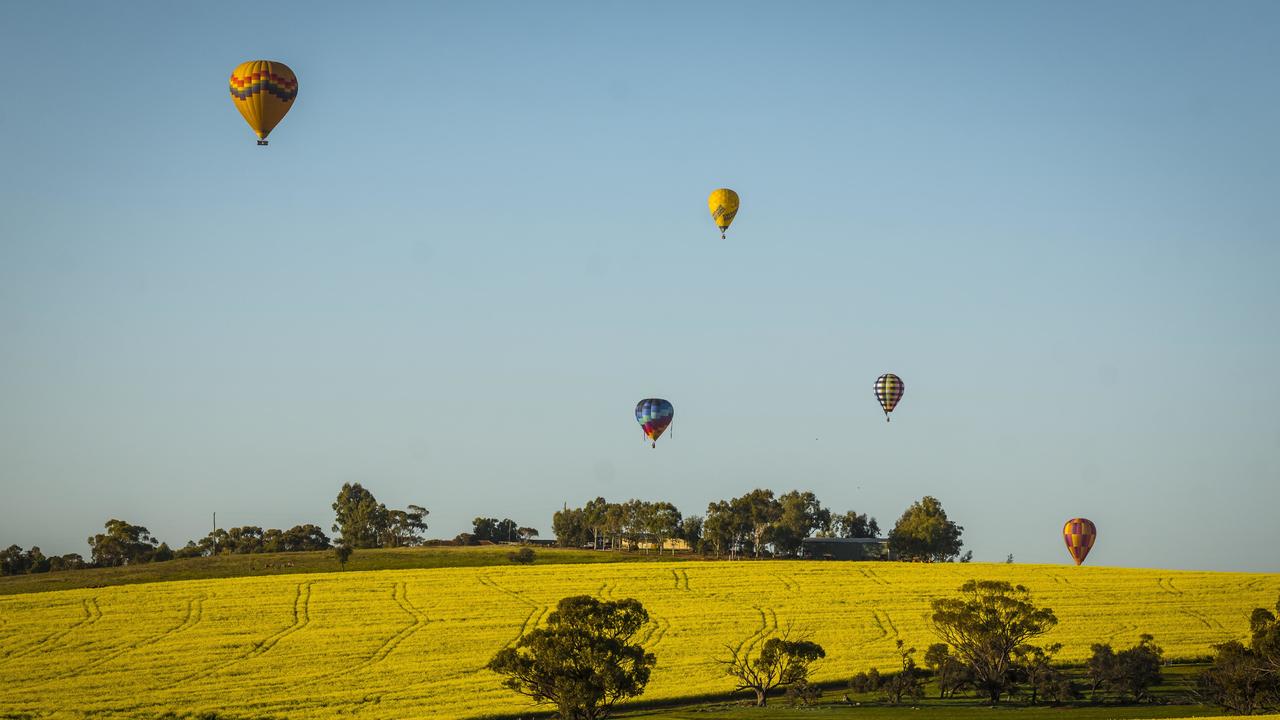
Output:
[{"xmin": 1, "ymin": 561, "xmax": 1276, "ymax": 720}]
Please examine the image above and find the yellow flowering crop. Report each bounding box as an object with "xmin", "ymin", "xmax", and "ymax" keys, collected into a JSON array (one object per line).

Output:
[{"xmin": 1, "ymin": 561, "xmax": 1275, "ymax": 720}]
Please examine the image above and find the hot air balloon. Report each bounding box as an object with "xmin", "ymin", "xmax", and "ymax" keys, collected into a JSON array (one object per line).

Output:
[
  {"xmin": 229, "ymin": 61, "xmax": 298, "ymax": 145},
  {"xmin": 1063, "ymin": 518, "xmax": 1097, "ymax": 566},
  {"xmin": 874, "ymin": 373, "xmax": 904, "ymax": 421},
  {"xmin": 635, "ymin": 398, "xmax": 674, "ymax": 448},
  {"xmin": 708, "ymin": 188, "xmax": 739, "ymax": 239}
]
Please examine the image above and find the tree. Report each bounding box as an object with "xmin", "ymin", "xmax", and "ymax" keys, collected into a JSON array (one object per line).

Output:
[
  {"xmin": 929, "ymin": 580, "xmax": 1058, "ymax": 704},
  {"xmin": 647, "ymin": 502, "xmax": 682, "ymax": 554},
  {"xmin": 1014, "ymin": 642, "xmax": 1064, "ymax": 705},
  {"xmin": 473, "ymin": 517, "xmax": 519, "ymax": 543},
  {"xmin": 582, "ymin": 497, "xmax": 610, "ymax": 550},
  {"xmin": 332, "ymin": 483, "xmax": 383, "ymax": 549},
  {"xmin": 771, "ymin": 491, "xmax": 830, "ymax": 557},
  {"xmin": 679, "ymin": 515, "xmax": 703, "ymax": 554},
  {"xmin": 472, "ymin": 517, "xmax": 499, "ymax": 542},
  {"xmin": 888, "ymin": 496, "xmax": 964, "ymax": 562},
  {"xmin": 87, "ymin": 519, "xmax": 161, "ymax": 567},
  {"xmin": 741, "ymin": 489, "xmax": 781, "ymax": 558},
  {"xmin": 334, "ymin": 542, "xmax": 353, "ymax": 570},
  {"xmin": 924, "ymin": 643, "xmax": 970, "ymax": 698},
  {"xmin": 1086, "ymin": 643, "xmax": 1117, "ymax": 699},
  {"xmin": 718, "ymin": 630, "xmax": 825, "ymax": 706},
  {"xmin": 508, "ymin": 547, "xmax": 536, "ymax": 564},
  {"xmin": 517, "ymin": 527, "xmax": 539, "ymax": 543},
  {"xmin": 827, "ymin": 510, "xmax": 880, "ymax": 539},
  {"xmin": 152, "ymin": 542, "xmax": 174, "ymax": 562},
  {"xmin": 381, "ymin": 505, "xmax": 429, "ymax": 547},
  {"xmin": 879, "ymin": 640, "xmax": 925, "ymax": 705},
  {"xmin": 703, "ymin": 501, "xmax": 745, "ymax": 558},
  {"xmin": 488, "ymin": 595, "xmax": 656, "ymax": 720},
  {"xmin": 1198, "ymin": 593, "xmax": 1280, "ymax": 714},
  {"xmin": 1114, "ymin": 635, "xmax": 1163, "ymax": 702},
  {"xmin": 552, "ymin": 506, "xmax": 591, "ymax": 548}
]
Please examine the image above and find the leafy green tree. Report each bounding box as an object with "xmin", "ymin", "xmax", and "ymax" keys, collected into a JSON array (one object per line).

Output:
[
  {"xmin": 381, "ymin": 505, "xmax": 429, "ymax": 547},
  {"xmin": 1014, "ymin": 642, "xmax": 1064, "ymax": 705},
  {"xmin": 472, "ymin": 517, "xmax": 498, "ymax": 541},
  {"xmin": 929, "ymin": 580, "xmax": 1058, "ymax": 704},
  {"xmin": 87, "ymin": 519, "xmax": 161, "ymax": 567},
  {"xmin": 1198, "ymin": 593, "xmax": 1280, "ymax": 714},
  {"xmin": 517, "ymin": 527, "xmax": 539, "ymax": 543},
  {"xmin": 703, "ymin": 500, "xmax": 747, "ymax": 558},
  {"xmin": 771, "ymin": 491, "xmax": 829, "ymax": 557},
  {"xmin": 508, "ymin": 547, "xmax": 536, "ymax": 564},
  {"xmin": 1115, "ymin": 635, "xmax": 1163, "ymax": 702},
  {"xmin": 331, "ymin": 483, "xmax": 383, "ymax": 549},
  {"xmin": 48, "ymin": 553, "xmax": 86, "ymax": 572},
  {"xmin": 646, "ymin": 502, "xmax": 681, "ymax": 554},
  {"xmin": 679, "ymin": 515, "xmax": 703, "ymax": 553},
  {"xmin": 741, "ymin": 489, "xmax": 781, "ymax": 558},
  {"xmin": 825, "ymin": 510, "xmax": 880, "ymax": 538},
  {"xmin": 1086, "ymin": 643, "xmax": 1117, "ymax": 699},
  {"xmin": 552, "ymin": 506, "xmax": 590, "ymax": 548},
  {"xmin": 473, "ymin": 517, "xmax": 519, "ymax": 542},
  {"xmin": 488, "ymin": 595, "xmax": 656, "ymax": 720},
  {"xmin": 582, "ymin": 497, "xmax": 610, "ymax": 550},
  {"xmin": 1, "ymin": 545, "xmax": 34, "ymax": 575},
  {"xmin": 879, "ymin": 640, "xmax": 925, "ymax": 705},
  {"xmin": 719, "ymin": 631, "xmax": 825, "ymax": 706},
  {"xmin": 924, "ymin": 643, "xmax": 970, "ymax": 698},
  {"xmin": 888, "ymin": 496, "xmax": 964, "ymax": 562},
  {"xmin": 334, "ymin": 542, "xmax": 353, "ymax": 570}
]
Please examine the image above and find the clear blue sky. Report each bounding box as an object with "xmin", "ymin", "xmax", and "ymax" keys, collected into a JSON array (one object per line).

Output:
[{"xmin": 2, "ymin": 1, "xmax": 1277, "ymax": 571}]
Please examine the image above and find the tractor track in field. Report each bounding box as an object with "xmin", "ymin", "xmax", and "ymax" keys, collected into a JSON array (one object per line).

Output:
[
  {"xmin": 771, "ymin": 572, "xmax": 800, "ymax": 593},
  {"xmin": 1178, "ymin": 607, "xmax": 1226, "ymax": 632},
  {"xmin": 27, "ymin": 595, "xmax": 205, "ymax": 687},
  {"xmin": 858, "ymin": 567, "xmax": 890, "ymax": 587},
  {"xmin": 636, "ymin": 613, "xmax": 672, "ymax": 650},
  {"xmin": 1158, "ymin": 577, "xmax": 1184, "ymax": 596},
  {"xmin": 733, "ymin": 606, "xmax": 779, "ymax": 662},
  {"xmin": 244, "ymin": 581, "xmax": 313, "ymax": 659},
  {"xmin": 162, "ymin": 581, "xmax": 313, "ymax": 689},
  {"xmin": 1106, "ymin": 620, "xmax": 1141, "ymax": 643},
  {"xmin": 301, "ymin": 582, "xmax": 436, "ymax": 688},
  {"xmin": 678, "ymin": 569, "xmax": 691, "ymax": 591},
  {"xmin": 1, "ymin": 596, "xmax": 102, "ymax": 663},
  {"xmin": 670, "ymin": 569, "xmax": 694, "ymax": 591},
  {"xmin": 81, "ymin": 595, "xmax": 205, "ymax": 673},
  {"xmin": 477, "ymin": 574, "xmax": 549, "ymax": 652}
]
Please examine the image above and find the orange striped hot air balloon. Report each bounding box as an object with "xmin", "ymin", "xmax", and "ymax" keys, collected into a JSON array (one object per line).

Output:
[
  {"xmin": 229, "ymin": 60, "xmax": 298, "ymax": 145},
  {"xmin": 1063, "ymin": 518, "xmax": 1097, "ymax": 565}
]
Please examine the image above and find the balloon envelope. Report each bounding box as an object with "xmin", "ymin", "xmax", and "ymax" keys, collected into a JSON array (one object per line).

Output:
[
  {"xmin": 1063, "ymin": 518, "xmax": 1097, "ymax": 565},
  {"xmin": 634, "ymin": 398, "xmax": 674, "ymax": 447},
  {"xmin": 230, "ymin": 60, "xmax": 298, "ymax": 143},
  {"xmin": 874, "ymin": 373, "xmax": 905, "ymax": 420},
  {"xmin": 707, "ymin": 188, "xmax": 739, "ymax": 238}
]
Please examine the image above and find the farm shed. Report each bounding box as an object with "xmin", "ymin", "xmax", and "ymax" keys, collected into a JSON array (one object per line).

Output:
[{"xmin": 801, "ymin": 537, "xmax": 890, "ymax": 561}]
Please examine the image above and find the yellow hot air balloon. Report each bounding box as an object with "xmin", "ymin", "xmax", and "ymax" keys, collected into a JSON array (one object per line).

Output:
[
  {"xmin": 229, "ymin": 60, "xmax": 298, "ymax": 145},
  {"xmin": 708, "ymin": 188, "xmax": 740, "ymax": 239}
]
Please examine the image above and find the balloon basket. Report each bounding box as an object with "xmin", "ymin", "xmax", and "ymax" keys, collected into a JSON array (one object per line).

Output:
[{"xmin": 257, "ymin": 140, "xmax": 269, "ymax": 146}]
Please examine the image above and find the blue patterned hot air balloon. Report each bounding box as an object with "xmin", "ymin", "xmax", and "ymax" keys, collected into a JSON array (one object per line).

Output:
[{"xmin": 634, "ymin": 399, "xmax": 674, "ymax": 448}]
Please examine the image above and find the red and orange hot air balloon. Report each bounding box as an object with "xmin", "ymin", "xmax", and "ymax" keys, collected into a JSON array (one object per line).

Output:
[{"xmin": 1062, "ymin": 518, "xmax": 1097, "ymax": 565}]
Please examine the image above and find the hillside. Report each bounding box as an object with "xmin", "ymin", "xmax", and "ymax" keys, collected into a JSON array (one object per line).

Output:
[
  {"xmin": 1, "ymin": 561, "xmax": 1276, "ymax": 720},
  {"xmin": 0, "ymin": 545, "xmax": 691, "ymax": 596}
]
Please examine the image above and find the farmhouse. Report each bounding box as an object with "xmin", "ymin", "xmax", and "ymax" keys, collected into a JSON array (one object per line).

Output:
[{"xmin": 801, "ymin": 536, "xmax": 890, "ymax": 561}]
